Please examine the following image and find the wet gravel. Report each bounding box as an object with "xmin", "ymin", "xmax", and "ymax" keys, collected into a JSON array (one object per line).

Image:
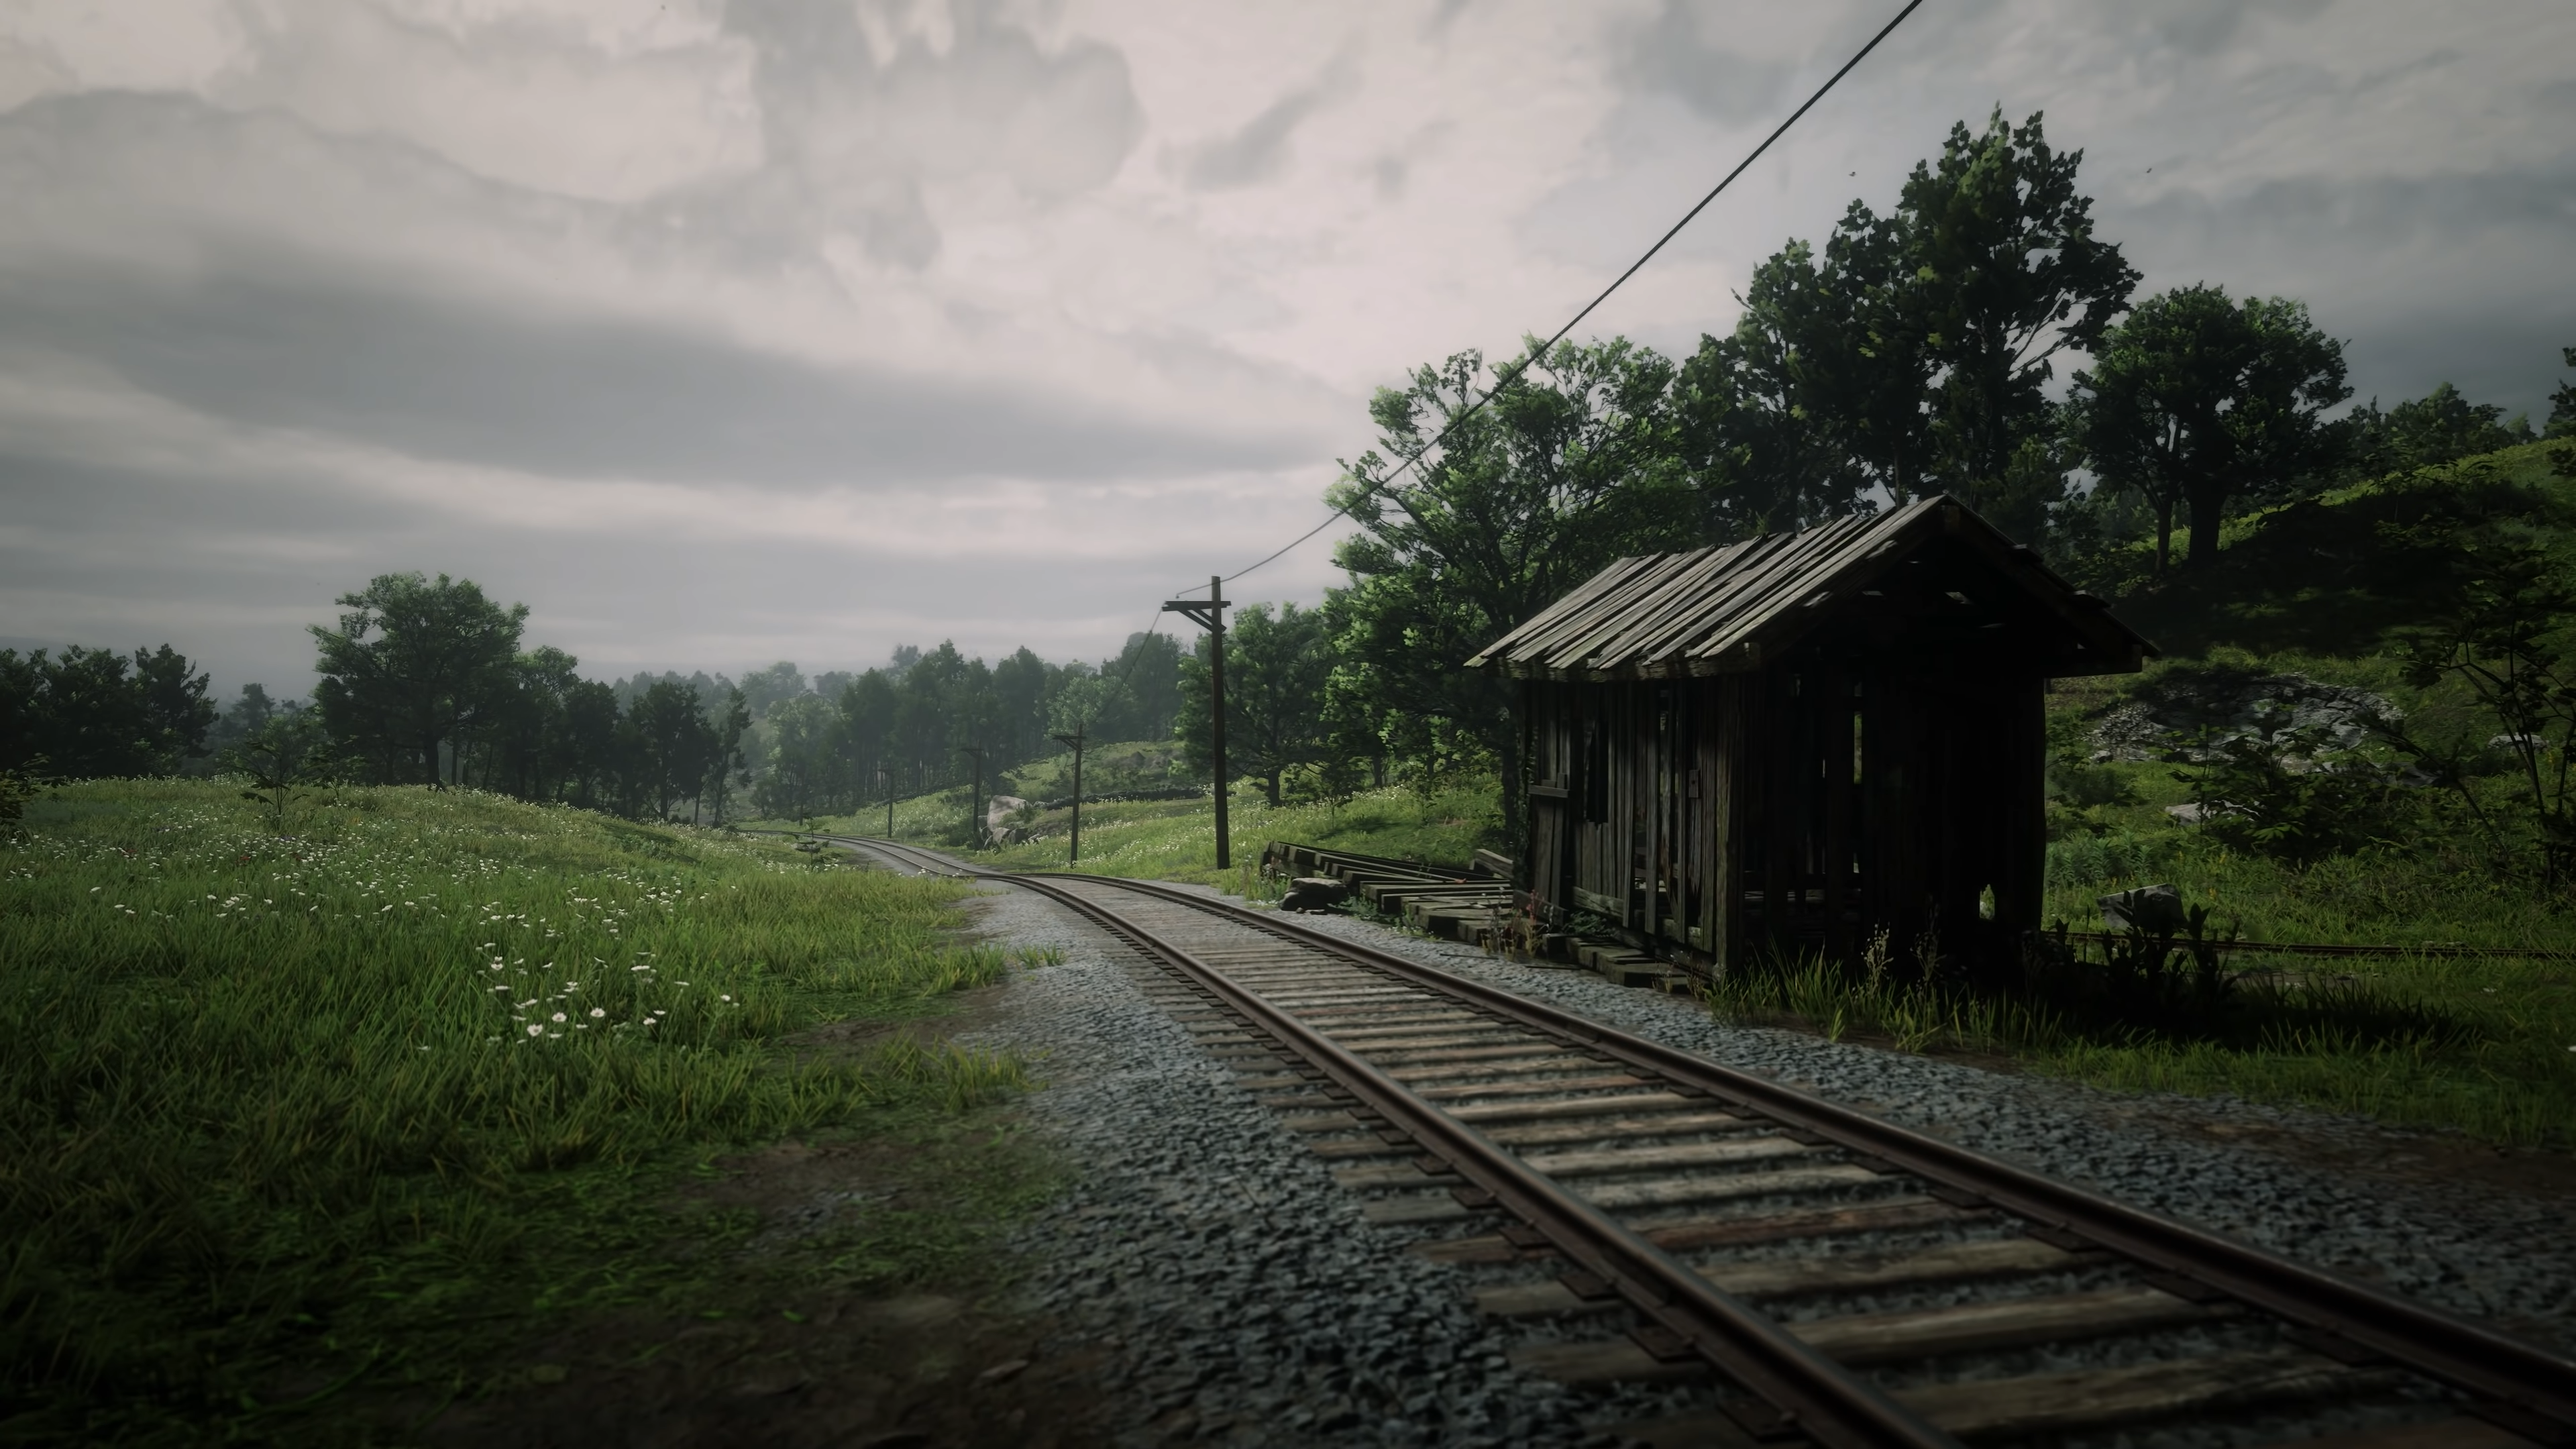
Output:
[
  {"xmin": 941, "ymin": 877, "xmax": 2576, "ymax": 1446},
  {"xmin": 950, "ymin": 886, "xmax": 1618, "ymax": 1448}
]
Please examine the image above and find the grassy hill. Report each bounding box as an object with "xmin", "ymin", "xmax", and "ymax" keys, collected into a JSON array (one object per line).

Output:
[{"xmin": 2, "ymin": 780, "xmax": 1044, "ymax": 1443}]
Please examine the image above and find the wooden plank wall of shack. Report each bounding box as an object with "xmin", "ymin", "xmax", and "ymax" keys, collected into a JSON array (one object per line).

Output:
[{"xmin": 1477, "ymin": 496, "xmax": 2149, "ymax": 985}]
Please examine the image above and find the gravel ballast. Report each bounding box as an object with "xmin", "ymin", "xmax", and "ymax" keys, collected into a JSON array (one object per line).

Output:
[{"xmin": 935, "ymin": 875, "xmax": 2576, "ymax": 1445}]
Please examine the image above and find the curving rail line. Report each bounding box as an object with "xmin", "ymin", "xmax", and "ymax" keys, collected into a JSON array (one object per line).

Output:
[{"xmin": 825, "ymin": 835, "xmax": 2576, "ymax": 1448}]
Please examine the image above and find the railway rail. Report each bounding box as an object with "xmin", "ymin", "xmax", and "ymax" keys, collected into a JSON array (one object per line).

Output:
[{"xmin": 824, "ymin": 835, "xmax": 2575, "ymax": 1448}]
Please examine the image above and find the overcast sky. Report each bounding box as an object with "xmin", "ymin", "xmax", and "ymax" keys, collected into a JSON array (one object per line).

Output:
[{"xmin": 3, "ymin": 0, "xmax": 2570, "ymax": 698}]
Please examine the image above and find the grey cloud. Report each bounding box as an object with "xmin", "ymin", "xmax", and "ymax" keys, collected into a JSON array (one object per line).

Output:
[
  {"xmin": 2106, "ymin": 160, "xmax": 2576, "ymax": 414},
  {"xmin": 718, "ymin": 0, "xmax": 1143, "ymax": 264},
  {"xmin": 1181, "ymin": 56, "xmax": 1352, "ymax": 191},
  {"xmin": 1617, "ymin": 3, "xmax": 1792, "ymax": 125},
  {"xmin": 0, "ymin": 252, "xmax": 1314, "ymax": 488},
  {"xmin": 2136, "ymin": 0, "xmax": 2334, "ymax": 57},
  {"xmin": 0, "ymin": 440, "xmax": 1306, "ymax": 696}
]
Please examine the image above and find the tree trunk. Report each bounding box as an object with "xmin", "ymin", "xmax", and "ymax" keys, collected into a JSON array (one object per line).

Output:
[
  {"xmin": 1265, "ymin": 769, "xmax": 1281, "ymax": 807},
  {"xmin": 2153, "ymin": 496, "xmax": 2175, "ymax": 577},
  {"xmin": 2184, "ymin": 480, "xmax": 2226, "ymax": 570},
  {"xmin": 1495, "ymin": 706, "xmax": 1523, "ymax": 866}
]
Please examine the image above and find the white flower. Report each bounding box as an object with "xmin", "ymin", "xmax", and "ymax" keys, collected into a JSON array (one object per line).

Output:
[
  {"xmin": 551, "ymin": 1012, "xmax": 568, "ymax": 1023},
  {"xmin": 588, "ymin": 1007, "xmax": 606, "ymax": 1018},
  {"xmin": 526, "ymin": 1024, "xmax": 544, "ymax": 1037}
]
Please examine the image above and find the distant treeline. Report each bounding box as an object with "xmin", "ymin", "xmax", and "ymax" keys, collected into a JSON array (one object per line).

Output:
[{"xmin": 0, "ymin": 574, "xmax": 1195, "ymax": 826}]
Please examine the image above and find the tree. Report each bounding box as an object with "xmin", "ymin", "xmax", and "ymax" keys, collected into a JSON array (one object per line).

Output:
[
  {"xmin": 553, "ymin": 679, "xmax": 623, "ymax": 808},
  {"xmin": 1682, "ymin": 110, "xmax": 2135, "ymax": 546},
  {"xmin": 703, "ymin": 687, "xmax": 751, "ymax": 825},
  {"xmin": 2383, "ymin": 474, "xmax": 2576, "ymax": 882},
  {"xmin": 1678, "ymin": 213, "xmax": 1929, "ymax": 535},
  {"xmin": 2549, "ymin": 346, "xmax": 2576, "ymax": 441},
  {"xmin": 1091, "ymin": 632, "xmax": 1183, "ymax": 744},
  {"xmin": 227, "ymin": 711, "xmax": 337, "ymax": 831},
  {"xmin": 310, "ymin": 573, "xmax": 528, "ymax": 785},
  {"xmin": 755, "ymin": 693, "xmax": 837, "ymax": 824},
  {"xmin": 2068, "ymin": 284, "xmax": 2351, "ymax": 573},
  {"xmin": 1176, "ymin": 602, "xmax": 1331, "ymax": 806},
  {"xmin": 129, "ymin": 645, "xmax": 217, "ymax": 772},
  {"xmin": 0, "ymin": 645, "xmax": 215, "ymax": 777},
  {"xmin": 1903, "ymin": 109, "xmax": 2139, "ymax": 539},
  {"xmin": 630, "ymin": 680, "xmax": 717, "ymax": 819},
  {"xmin": 1327, "ymin": 336, "xmax": 1699, "ymax": 837},
  {"xmin": 736, "ymin": 661, "xmax": 808, "ymax": 719}
]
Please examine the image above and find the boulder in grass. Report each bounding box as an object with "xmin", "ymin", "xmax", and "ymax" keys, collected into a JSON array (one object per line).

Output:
[
  {"xmin": 1279, "ymin": 877, "xmax": 1350, "ymax": 913},
  {"xmin": 2098, "ymin": 882, "xmax": 2185, "ymax": 933}
]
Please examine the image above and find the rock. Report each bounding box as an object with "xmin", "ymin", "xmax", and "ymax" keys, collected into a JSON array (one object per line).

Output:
[
  {"xmin": 984, "ymin": 795, "xmax": 1030, "ymax": 836},
  {"xmin": 2098, "ymin": 882, "xmax": 2185, "ymax": 932},
  {"xmin": 1279, "ymin": 877, "xmax": 1350, "ymax": 913},
  {"xmin": 973, "ymin": 1358, "xmax": 1030, "ymax": 1386}
]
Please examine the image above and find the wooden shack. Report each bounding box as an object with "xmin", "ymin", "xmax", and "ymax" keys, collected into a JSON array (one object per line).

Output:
[{"xmin": 1466, "ymin": 496, "xmax": 2152, "ymax": 981}]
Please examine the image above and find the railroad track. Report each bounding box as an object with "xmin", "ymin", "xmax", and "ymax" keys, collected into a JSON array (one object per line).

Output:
[{"xmin": 826, "ymin": 835, "xmax": 2575, "ymax": 1448}]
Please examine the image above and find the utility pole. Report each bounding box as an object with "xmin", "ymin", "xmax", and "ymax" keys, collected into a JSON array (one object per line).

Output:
[
  {"xmin": 959, "ymin": 743, "xmax": 987, "ymax": 849},
  {"xmin": 1163, "ymin": 575, "xmax": 1230, "ymax": 869},
  {"xmin": 877, "ymin": 763, "xmax": 892, "ymax": 840},
  {"xmin": 1050, "ymin": 724, "xmax": 1087, "ymax": 865}
]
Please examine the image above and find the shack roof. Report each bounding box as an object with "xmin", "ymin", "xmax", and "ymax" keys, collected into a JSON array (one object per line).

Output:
[{"xmin": 1464, "ymin": 495, "xmax": 2152, "ymax": 682}]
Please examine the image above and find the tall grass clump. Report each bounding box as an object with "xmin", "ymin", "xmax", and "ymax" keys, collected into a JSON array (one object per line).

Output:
[{"xmin": 1, "ymin": 780, "xmax": 1018, "ymax": 1442}]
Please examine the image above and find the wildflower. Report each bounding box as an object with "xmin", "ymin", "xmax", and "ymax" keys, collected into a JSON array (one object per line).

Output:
[
  {"xmin": 526, "ymin": 1024, "xmax": 544, "ymax": 1037},
  {"xmin": 551, "ymin": 1011, "xmax": 568, "ymax": 1023},
  {"xmin": 720, "ymin": 994, "xmax": 733, "ymax": 1002},
  {"xmin": 589, "ymin": 1007, "xmax": 606, "ymax": 1018}
]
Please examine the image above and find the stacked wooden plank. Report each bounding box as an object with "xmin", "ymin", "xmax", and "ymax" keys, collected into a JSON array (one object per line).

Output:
[{"xmin": 1263, "ymin": 841, "xmax": 1698, "ymax": 994}]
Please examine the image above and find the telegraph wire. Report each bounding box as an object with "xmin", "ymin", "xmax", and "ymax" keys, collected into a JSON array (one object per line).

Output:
[{"xmin": 1201, "ymin": 0, "xmax": 1928, "ymax": 592}]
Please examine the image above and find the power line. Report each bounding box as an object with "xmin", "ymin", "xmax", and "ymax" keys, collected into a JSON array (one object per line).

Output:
[{"xmin": 1209, "ymin": 0, "xmax": 1927, "ymax": 590}]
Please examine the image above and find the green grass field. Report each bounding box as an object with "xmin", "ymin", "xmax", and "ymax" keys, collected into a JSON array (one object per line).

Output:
[
  {"xmin": 3, "ymin": 780, "xmax": 1044, "ymax": 1444},
  {"xmin": 1715, "ymin": 726, "xmax": 2576, "ymax": 1148},
  {"xmin": 750, "ymin": 744, "xmax": 1503, "ymax": 892},
  {"xmin": 769, "ymin": 745, "xmax": 2573, "ymax": 1149}
]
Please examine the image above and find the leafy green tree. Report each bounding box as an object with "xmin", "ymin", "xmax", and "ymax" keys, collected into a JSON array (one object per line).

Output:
[
  {"xmin": 2067, "ymin": 284, "xmax": 2351, "ymax": 573},
  {"xmin": 2383, "ymin": 478, "xmax": 2576, "ymax": 883},
  {"xmin": 310, "ymin": 573, "xmax": 528, "ymax": 785},
  {"xmin": 226, "ymin": 711, "xmax": 337, "ymax": 831},
  {"xmin": 549, "ymin": 680, "xmax": 622, "ymax": 807},
  {"xmin": 1674, "ymin": 233, "xmax": 1888, "ymax": 537},
  {"xmin": 835, "ymin": 669, "xmax": 899, "ymax": 805},
  {"xmin": 2340, "ymin": 383, "xmax": 2538, "ymax": 479},
  {"xmin": 1903, "ymin": 110, "xmax": 2139, "ymax": 538},
  {"xmin": 1683, "ymin": 110, "xmax": 2134, "ymax": 545},
  {"xmin": 1175, "ymin": 602, "xmax": 1331, "ymax": 806},
  {"xmin": 991, "ymin": 646, "xmax": 1053, "ymax": 763},
  {"xmin": 630, "ymin": 680, "xmax": 717, "ymax": 820},
  {"xmin": 1091, "ymin": 632, "xmax": 1183, "ymax": 744},
  {"xmin": 0, "ymin": 645, "xmax": 214, "ymax": 777},
  {"xmin": 1327, "ymin": 336, "xmax": 1699, "ymax": 831},
  {"xmin": 2549, "ymin": 346, "xmax": 2576, "ymax": 441},
  {"xmin": 129, "ymin": 645, "xmax": 217, "ymax": 772},
  {"xmin": 755, "ymin": 693, "xmax": 838, "ymax": 824},
  {"xmin": 735, "ymin": 661, "xmax": 809, "ymax": 720}
]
